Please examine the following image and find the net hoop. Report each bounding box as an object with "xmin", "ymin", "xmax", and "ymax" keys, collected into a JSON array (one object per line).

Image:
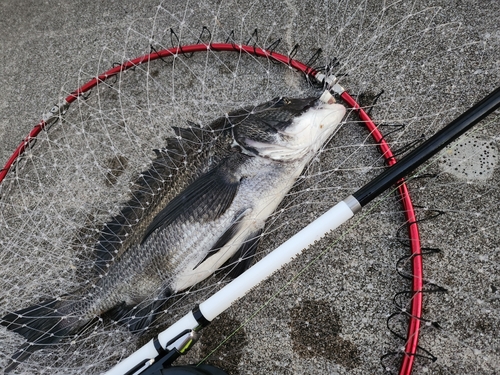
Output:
[{"xmin": 0, "ymin": 42, "xmax": 423, "ymax": 375}]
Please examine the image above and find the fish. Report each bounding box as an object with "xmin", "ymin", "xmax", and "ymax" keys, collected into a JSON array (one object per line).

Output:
[{"xmin": 1, "ymin": 92, "xmax": 345, "ymax": 372}]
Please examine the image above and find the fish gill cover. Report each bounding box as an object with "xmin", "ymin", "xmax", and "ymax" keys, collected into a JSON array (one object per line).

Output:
[{"xmin": 0, "ymin": 1, "xmax": 498, "ymax": 374}]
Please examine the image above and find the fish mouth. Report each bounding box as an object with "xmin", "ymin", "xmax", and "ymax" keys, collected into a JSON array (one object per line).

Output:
[{"xmin": 317, "ymin": 90, "xmax": 338, "ymax": 106}]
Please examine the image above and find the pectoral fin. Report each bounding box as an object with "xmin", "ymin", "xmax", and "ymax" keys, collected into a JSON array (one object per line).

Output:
[
  {"xmin": 221, "ymin": 228, "xmax": 262, "ymax": 279},
  {"xmin": 192, "ymin": 207, "xmax": 249, "ymax": 270},
  {"xmin": 141, "ymin": 159, "xmax": 242, "ymax": 244}
]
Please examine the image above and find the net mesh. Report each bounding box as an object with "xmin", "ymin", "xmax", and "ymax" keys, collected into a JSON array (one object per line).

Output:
[{"xmin": 0, "ymin": 0, "xmax": 498, "ymax": 374}]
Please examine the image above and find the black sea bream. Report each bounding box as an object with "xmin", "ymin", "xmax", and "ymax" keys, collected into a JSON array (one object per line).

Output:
[{"xmin": 1, "ymin": 93, "xmax": 345, "ymax": 372}]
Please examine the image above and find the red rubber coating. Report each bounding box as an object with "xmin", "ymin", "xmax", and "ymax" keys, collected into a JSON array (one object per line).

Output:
[
  {"xmin": 0, "ymin": 121, "xmax": 47, "ymax": 182},
  {"xmin": 65, "ymin": 43, "xmax": 318, "ymax": 103},
  {"xmin": 341, "ymin": 92, "xmax": 422, "ymax": 375}
]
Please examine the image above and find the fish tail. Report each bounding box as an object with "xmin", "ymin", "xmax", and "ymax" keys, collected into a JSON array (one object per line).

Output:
[{"xmin": 1, "ymin": 297, "xmax": 87, "ymax": 372}]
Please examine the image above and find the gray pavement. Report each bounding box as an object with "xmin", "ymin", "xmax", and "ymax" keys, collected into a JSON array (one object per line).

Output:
[{"xmin": 0, "ymin": 1, "xmax": 499, "ymax": 374}]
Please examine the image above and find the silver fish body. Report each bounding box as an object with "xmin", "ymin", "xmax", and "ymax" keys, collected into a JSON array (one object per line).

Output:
[{"xmin": 1, "ymin": 95, "xmax": 345, "ymax": 371}]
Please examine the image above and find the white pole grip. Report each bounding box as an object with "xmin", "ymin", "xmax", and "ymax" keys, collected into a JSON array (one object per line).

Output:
[
  {"xmin": 200, "ymin": 200, "xmax": 354, "ymax": 320},
  {"xmin": 104, "ymin": 199, "xmax": 355, "ymax": 374}
]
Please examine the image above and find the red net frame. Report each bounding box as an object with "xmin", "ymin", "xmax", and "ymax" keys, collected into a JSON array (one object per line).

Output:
[{"xmin": 0, "ymin": 42, "xmax": 423, "ymax": 375}]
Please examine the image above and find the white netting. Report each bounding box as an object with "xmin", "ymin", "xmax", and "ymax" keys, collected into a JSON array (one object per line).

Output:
[{"xmin": 0, "ymin": 1, "xmax": 498, "ymax": 374}]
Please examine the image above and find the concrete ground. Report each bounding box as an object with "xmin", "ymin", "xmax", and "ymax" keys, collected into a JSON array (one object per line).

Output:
[{"xmin": 0, "ymin": 1, "xmax": 498, "ymax": 374}]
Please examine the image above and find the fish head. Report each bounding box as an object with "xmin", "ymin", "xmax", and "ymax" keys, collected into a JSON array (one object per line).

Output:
[{"xmin": 233, "ymin": 94, "xmax": 346, "ymax": 161}]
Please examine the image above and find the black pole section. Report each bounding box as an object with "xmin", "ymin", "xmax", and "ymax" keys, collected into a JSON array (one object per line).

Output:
[{"xmin": 352, "ymin": 86, "xmax": 500, "ymax": 207}]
